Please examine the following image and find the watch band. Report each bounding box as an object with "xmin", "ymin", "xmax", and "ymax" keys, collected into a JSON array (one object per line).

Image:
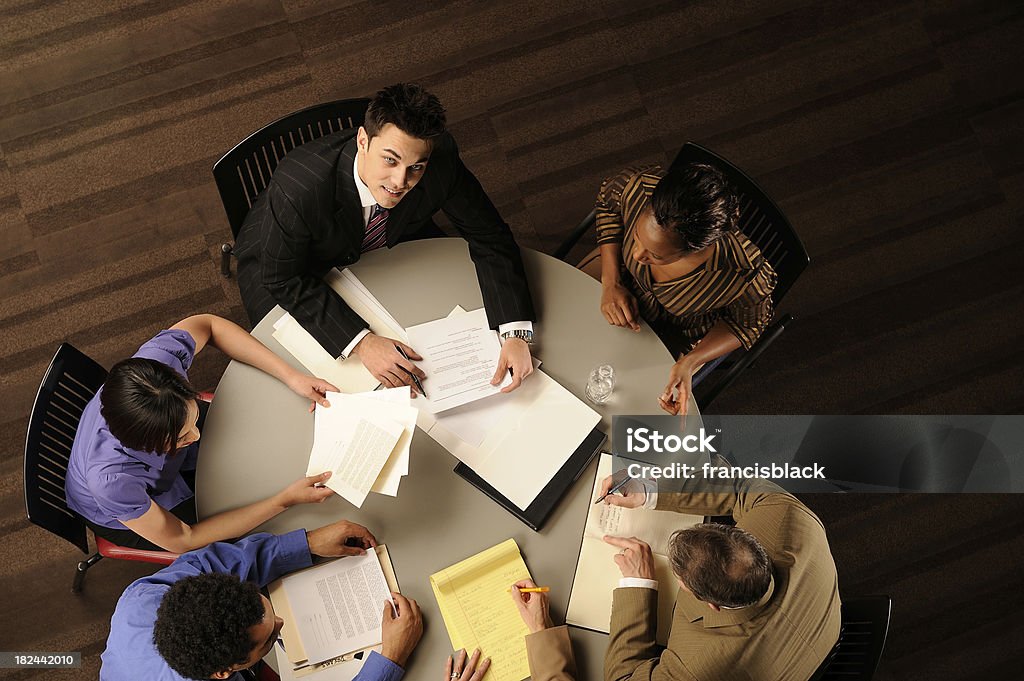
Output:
[{"xmin": 500, "ymin": 329, "xmax": 534, "ymax": 345}]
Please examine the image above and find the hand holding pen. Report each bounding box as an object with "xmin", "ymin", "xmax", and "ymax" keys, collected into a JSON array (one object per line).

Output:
[
  {"xmin": 595, "ymin": 471, "xmax": 645, "ymax": 508},
  {"xmin": 395, "ymin": 345, "xmax": 427, "ymax": 398}
]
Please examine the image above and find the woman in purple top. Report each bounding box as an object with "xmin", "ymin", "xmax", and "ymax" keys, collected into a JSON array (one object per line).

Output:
[{"xmin": 65, "ymin": 314, "xmax": 340, "ymax": 553}]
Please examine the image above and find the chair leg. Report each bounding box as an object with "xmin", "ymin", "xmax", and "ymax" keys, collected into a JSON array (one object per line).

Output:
[
  {"xmin": 220, "ymin": 243, "xmax": 233, "ymax": 278},
  {"xmin": 73, "ymin": 552, "xmax": 103, "ymax": 593}
]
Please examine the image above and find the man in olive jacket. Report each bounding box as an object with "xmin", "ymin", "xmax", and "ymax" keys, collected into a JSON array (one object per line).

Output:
[{"xmin": 599, "ymin": 473, "xmax": 841, "ymax": 681}]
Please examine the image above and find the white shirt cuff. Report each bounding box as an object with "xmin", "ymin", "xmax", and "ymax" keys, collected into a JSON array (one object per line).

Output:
[
  {"xmin": 619, "ymin": 577, "xmax": 659, "ymax": 590},
  {"xmin": 497, "ymin": 321, "xmax": 533, "ymax": 336},
  {"xmin": 642, "ymin": 490, "xmax": 658, "ymax": 510},
  {"xmin": 339, "ymin": 329, "xmax": 371, "ymax": 360}
]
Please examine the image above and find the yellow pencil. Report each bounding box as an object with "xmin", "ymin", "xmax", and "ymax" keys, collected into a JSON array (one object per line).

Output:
[{"xmin": 507, "ymin": 586, "xmax": 550, "ymax": 593}]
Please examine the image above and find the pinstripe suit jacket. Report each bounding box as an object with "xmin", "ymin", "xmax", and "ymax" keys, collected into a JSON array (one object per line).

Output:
[{"xmin": 233, "ymin": 129, "xmax": 535, "ymax": 358}]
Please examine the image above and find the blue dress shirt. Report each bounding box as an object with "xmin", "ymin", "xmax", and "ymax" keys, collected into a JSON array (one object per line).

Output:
[{"xmin": 100, "ymin": 530, "xmax": 405, "ymax": 681}]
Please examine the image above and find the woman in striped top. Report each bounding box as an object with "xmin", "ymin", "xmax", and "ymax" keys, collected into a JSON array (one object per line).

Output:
[{"xmin": 579, "ymin": 163, "xmax": 777, "ymax": 415}]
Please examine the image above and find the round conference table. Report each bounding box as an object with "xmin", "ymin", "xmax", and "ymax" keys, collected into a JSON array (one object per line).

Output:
[{"xmin": 196, "ymin": 239, "xmax": 699, "ymax": 680}]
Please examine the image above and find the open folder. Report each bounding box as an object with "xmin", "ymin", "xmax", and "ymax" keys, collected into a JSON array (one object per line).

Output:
[
  {"xmin": 269, "ymin": 545, "xmax": 400, "ymax": 678},
  {"xmin": 454, "ymin": 427, "xmax": 605, "ymax": 530},
  {"xmin": 566, "ymin": 454, "xmax": 702, "ymax": 643}
]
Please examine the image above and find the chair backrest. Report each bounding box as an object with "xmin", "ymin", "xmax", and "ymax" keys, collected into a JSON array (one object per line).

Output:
[
  {"xmin": 212, "ymin": 98, "xmax": 371, "ymax": 238},
  {"xmin": 24, "ymin": 343, "xmax": 107, "ymax": 555},
  {"xmin": 669, "ymin": 143, "xmax": 809, "ymax": 305},
  {"xmin": 810, "ymin": 595, "xmax": 893, "ymax": 681}
]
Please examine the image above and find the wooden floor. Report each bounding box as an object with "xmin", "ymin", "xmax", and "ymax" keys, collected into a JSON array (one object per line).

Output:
[{"xmin": 1, "ymin": 1, "xmax": 1021, "ymax": 678}]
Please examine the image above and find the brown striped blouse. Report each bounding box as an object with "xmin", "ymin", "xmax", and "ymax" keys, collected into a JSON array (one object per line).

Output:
[{"xmin": 595, "ymin": 164, "xmax": 777, "ymax": 355}]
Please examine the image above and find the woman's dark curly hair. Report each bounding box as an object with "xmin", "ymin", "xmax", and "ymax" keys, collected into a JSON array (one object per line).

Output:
[
  {"xmin": 153, "ymin": 573, "xmax": 264, "ymax": 679},
  {"xmin": 649, "ymin": 162, "xmax": 740, "ymax": 252}
]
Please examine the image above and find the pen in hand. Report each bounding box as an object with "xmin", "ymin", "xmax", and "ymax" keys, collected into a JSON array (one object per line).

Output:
[
  {"xmin": 594, "ymin": 476, "xmax": 631, "ymax": 505},
  {"xmin": 394, "ymin": 345, "xmax": 427, "ymax": 398}
]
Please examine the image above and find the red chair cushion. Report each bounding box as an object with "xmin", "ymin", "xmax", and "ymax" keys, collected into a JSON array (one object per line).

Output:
[{"xmin": 96, "ymin": 537, "xmax": 179, "ymax": 565}]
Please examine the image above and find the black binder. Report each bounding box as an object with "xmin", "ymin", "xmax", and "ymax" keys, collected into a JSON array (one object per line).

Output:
[{"xmin": 453, "ymin": 428, "xmax": 606, "ymax": 531}]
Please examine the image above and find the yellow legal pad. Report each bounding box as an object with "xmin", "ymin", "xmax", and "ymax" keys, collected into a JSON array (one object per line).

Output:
[{"xmin": 429, "ymin": 538, "xmax": 532, "ymax": 681}]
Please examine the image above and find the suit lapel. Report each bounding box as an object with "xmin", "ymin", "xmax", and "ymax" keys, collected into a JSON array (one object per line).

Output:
[{"xmin": 334, "ymin": 137, "xmax": 365, "ymax": 252}]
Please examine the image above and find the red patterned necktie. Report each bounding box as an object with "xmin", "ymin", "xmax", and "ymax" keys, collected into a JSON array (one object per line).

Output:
[{"xmin": 361, "ymin": 204, "xmax": 389, "ymax": 253}]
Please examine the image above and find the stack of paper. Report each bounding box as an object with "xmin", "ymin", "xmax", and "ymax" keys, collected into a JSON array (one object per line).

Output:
[
  {"xmin": 566, "ymin": 454, "xmax": 703, "ymax": 643},
  {"xmin": 405, "ymin": 308, "xmax": 512, "ymax": 414},
  {"xmin": 270, "ymin": 545, "xmax": 400, "ymax": 679},
  {"xmin": 429, "ymin": 539, "xmax": 533, "ymax": 681},
  {"xmin": 307, "ymin": 388, "xmax": 417, "ymax": 505},
  {"xmin": 272, "ymin": 268, "xmax": 408, "ymax": 393}
]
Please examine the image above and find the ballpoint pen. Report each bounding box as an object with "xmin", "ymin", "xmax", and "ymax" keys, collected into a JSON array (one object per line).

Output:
[
  {"xmin": 506, "ymin": 586, "xmax": 550, "ymax": 593},
  {"xmin": 394, "ymin": 345, "xmax": 427, "ymax": 397},
  {"xmin": 593, "ymin": 475, "xmax": 631, "ymax": 505}
]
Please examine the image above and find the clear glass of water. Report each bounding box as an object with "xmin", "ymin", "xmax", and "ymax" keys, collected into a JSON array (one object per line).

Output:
[{"xmin": 586, "ymin": 364, "xmax": 615, "ymax": 404}]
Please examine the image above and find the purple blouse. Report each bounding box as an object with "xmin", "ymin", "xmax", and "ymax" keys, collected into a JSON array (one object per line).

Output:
[{"xmin": 65, "ymin": 329, "xmax": 200, "ymax": 529}]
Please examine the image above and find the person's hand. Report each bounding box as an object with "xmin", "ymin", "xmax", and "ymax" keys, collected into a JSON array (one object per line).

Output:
[
  {"xmin": 603, "ymin": 536, "xmax": 656, "ymax": 579},
  {"xmin": 445, "ymin": 648, "xmax": 491, "ymax": 681},
  {"xmin": 491, "ymin": 338, "xmax": 533, "ymax": 393},
  {"xmin": 597, "ymin": 474, "xmax": 645, "ymax": 508},
  {"xmin": 381, "ymin": 593, "xmax": 423, "ymax": 668},
  {"xmin": 510, "ymin": 579, "xmax": 553, "ymax": 633},
  {"xmin": 353, "ymin": 333, "xmax": 426, "ymax": 393},
  {"xmin": 601, "ymin": 281, "xmax": 641, "ymax": 331},
  {"xmin": 659, "ymin": 357, "xmax": 698, "ymax": 417},
  {"xmin": 276, "ymin": 472, "xmax": 335, "ymax": 508},
  {"xmin": 284, "ymin": 370, "xmax": 339, "ymax": 412},
  {"xmin": 305, "ymin": 519, "xmax": 378, "ymax": 557}
]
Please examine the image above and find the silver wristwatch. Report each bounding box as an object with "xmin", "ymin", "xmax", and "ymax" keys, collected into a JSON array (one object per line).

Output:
[{"xmin": 500, "ymin": 329, "xmax": 534, "ymax": 345}]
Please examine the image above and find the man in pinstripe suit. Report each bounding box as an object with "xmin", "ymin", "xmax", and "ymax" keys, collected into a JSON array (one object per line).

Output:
[{"xmin": 234, "ymin": 84, "xmax": 536, "ymax": 392}]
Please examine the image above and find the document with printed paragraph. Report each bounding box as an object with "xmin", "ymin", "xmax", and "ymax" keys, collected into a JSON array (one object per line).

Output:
[
  {"xmin": 270, "ymin": 545, "xmax": 399, "ymax": 677},
  {"xmin": 429, "ymin": 539, "xmax": 532, "ymax": 681},
  {"xmin": 307, "ymin": 391, "xmax": 416, "ymax": 507},
  {"xmin": 406, "ymin": 308, "xmax": 511, "ymax": 413}
]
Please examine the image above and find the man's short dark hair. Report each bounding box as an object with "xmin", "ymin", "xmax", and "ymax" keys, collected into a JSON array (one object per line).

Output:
[
  {"xmin": 364, "ymin": 83, "xmax": 447, "ymax": 142},
  {"xmin": 153, "ymin": 573, "xmax": 263, "ymax": 680},
  {"xmin": 100, "ymin": 358, "xmax": 199, "ymax": 454},
  {"xmin": 669, "ymin": 523, "xmax": 772, "ymax": 608},
  {"xmin": 649, "ymin": 162, "xmax": 740, "ymax": 252}
]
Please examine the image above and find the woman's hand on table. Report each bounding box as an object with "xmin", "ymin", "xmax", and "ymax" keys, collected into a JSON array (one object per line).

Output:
[
  {"xmin": 284, "ymin": 370, "xmax": 339, "ymax": 412},
  {"xmin": 445, "ymin": 647, "xmax": 491, "ymax": 681},
  {"xmin": 659, "ymin": 357, "xmax": 698, "ymax": 417},
  {"xmin": 601, "ymin": 281, "xmax": 641, "ymax": 331},
  {"xmin": 276, "ymin": 471, "xmax": 335, "ymax": 508}
]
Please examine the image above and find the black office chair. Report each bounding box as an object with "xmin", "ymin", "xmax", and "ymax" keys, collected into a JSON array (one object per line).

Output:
[
  {"xmin": 553, "ymin": 142, "xmax": 810, "ymax": 410},
  {"xmin": 810, "ymin": 595, "xmax": 892, "ymax": 681},
  {"xmin": 212, "ymin": 98, "xmax": 371, "ymax": 277},
  {"xmin": 24, "ymin": 343, "xmax": 178, "ymax": 593}
]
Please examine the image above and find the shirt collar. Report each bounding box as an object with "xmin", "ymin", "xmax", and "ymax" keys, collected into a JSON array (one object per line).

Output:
[
  {"xmin": 675, "ymin": 573, "xmax": 777, "ymax": 628},
  {"xmin": 351, "ymin": 152, "xmax": 377, "ymax": 209}
]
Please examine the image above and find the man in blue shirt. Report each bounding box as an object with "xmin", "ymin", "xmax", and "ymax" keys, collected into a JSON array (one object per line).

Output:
[{"xmin": 101, "ymin": 519, "xmax": 422, "ymax": 680}]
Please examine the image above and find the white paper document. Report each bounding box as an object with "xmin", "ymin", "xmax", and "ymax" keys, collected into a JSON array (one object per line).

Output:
[
  {"xmin": 356, "ymin": 388, "xmax": 417, "ymax": 496},
  {"xmin": 308, "ymin": 392, "xmax": 417, "ymax": 507},
  {"xmin": 424, "ymin": 367, "xmax": 600, "ymax": 510},
  {"xmin": 406, "ymin": 308, "xmax": 511, "ymax": 413},
  {"xmin": 273, "ymin": 313, "xmax": 380, "ymax": 394},
  {"xmin": 280, "ymin": 551, "xmax": 393, "ymax": 666},
  {"xmin": 271, "ymin": 268, "xmax": 411, "ymax": 393}
]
